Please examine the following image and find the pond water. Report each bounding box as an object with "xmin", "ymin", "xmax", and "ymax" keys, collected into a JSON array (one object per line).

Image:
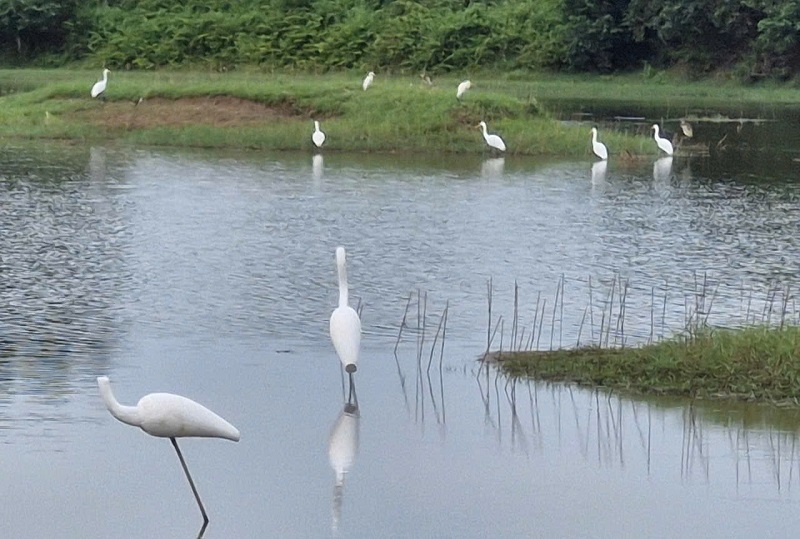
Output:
[{"xmin": 2, "ymin": 120, "xmax": 800, "ymax": 538}]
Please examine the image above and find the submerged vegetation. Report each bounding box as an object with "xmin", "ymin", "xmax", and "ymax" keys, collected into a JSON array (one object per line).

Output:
[{"xmin": 495, "ymin": 326, "xmax": 800, "ymax": 404}]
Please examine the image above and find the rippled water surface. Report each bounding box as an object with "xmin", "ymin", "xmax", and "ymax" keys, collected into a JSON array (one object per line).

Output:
[{"xmin": 2, "ymin": 139, "xmax": 800, "ymax": 538}]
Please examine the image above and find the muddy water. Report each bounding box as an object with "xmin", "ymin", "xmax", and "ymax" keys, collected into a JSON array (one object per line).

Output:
[{"xmin": 1, "ymin": 138, "xmax": 800, "ymax": 538}]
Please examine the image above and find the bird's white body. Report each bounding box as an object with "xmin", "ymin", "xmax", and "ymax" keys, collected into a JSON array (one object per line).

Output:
[
  {"xmin": 591, "ymin": 127, "xmax": 608, "ymax": 160},
  {"xmin": 97, "ymin": 375, "xmax": 238, "ymax": 524},
  {"xmin": 313, "ymin": 120, "xmax": 326, "ymax": 148},
  {"xmin": 457, "ymin": 80, "xmax": 472, "ymax": 99},
  {"xmin": 362, "ymin": 72, "xmax": 375, "ymax": 91},
  {"xmin": 97, "ymin": 376, "xmax": 240, "ymax": 441},
  {"xmin": 478, "ymin": 121, "xmax": 506, "ymax": 152},
  {"xmin": 330, "ymin": 247, "xmax": 361, "ymax": 373},
  {"xmin": 652, "ymin": 124, "xmax": 674, "ymax": 156},
  {"xmin": 91, "ymin": 69, "xmax": 110, "ymax": 98}
]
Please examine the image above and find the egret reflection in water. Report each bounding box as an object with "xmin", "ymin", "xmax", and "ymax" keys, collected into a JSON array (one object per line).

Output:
[
  {"xmin": 653, "ymin": 156, "xmax": 673, "ymax": 183},
  {"xmin": 481, "ymin": 157, "xmax": 505, "ymax": 179},
  {"xmin": 312, "ymin": 154, "xmax": 323, "ymax": 183},
  {"xmin": 328, "ymin": 396, "xmax": 360, "ymax": 535},
  {"xmin": 88, "ymin": 146, "xmax": 107, "ymax": 183},
  {"xmin": 591, "ymin": 159, "xmax": 607, "ymax": 186}
]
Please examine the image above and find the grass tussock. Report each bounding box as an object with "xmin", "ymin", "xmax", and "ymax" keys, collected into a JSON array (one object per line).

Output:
[{"xmin": 495, "ymin": 326, "xmax": 800, "ymax": 404}]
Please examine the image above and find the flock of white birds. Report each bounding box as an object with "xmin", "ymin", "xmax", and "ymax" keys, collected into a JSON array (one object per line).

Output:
[
  {"xmin": 87, "ymin": 63, "xmax": 681, "ymax": 527},
  {"xmin": 89, "ymin": 67, "xmax": 676, "ymax": 163},
  {"xmin": 97, "ymin": 245, "xmax": 361, "ymax": 527}
]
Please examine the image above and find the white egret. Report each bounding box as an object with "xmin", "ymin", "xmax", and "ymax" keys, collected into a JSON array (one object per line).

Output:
[
  {"xmin": 477, "ymin": 121, "xmax": 506, "ymax": 152},
  {"xmin": 91, "ymin": 68, "xmax": 110, "ymax": 99},
  {"xmin": 97, "ymin": 376, "xmax": 240, "ymax": 524},
  {"xmin": 651, "ymin": 124, "xmax": 674, "ymax": 156},
  {"xmin": 362, "ymin": 71, "xmax": 375, "ymax": 91},
  {"xmin": 590, "ymin": 127, "xmax": 608, "ymax": 160},
  {"xmin": 330, "ymin": 246, "xmax": 361, "ymax": 375},
  {"xmin": 456, "ymin": 80, "xmax": 472, "ymax": 100},
  {"xmin": 312, "ymin": 120, "xmax": 326, "ymax": 148}
]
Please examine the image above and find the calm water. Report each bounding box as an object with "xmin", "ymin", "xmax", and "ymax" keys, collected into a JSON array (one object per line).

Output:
[{"xmin": 2, "ymin": 128, "xmax": 800, "ymax": 538}]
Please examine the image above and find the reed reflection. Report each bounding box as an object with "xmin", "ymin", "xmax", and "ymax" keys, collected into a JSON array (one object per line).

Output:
[
  {"xmin": 392, "ymin": 290, "xmax": 448, "ymax": 430},
  {"xmin": 476, "ymin": 366, "xmax": 800, "ymax": 493}
]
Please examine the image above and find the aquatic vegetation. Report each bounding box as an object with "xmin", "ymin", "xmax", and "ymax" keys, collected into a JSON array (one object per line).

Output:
[{"xmin": 495, "ymin": 326, "xmax": 800, "ymax": 403}]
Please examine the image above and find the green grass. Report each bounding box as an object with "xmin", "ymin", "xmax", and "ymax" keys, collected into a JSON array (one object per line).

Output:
[
  {"xmin": 0, "ymin": 68, "xmax": 798, "ymax": 154},
  {"xmin": 496, "ymin": 326, "xmax": 800, "ymax": 404},
  {"xmin": 0, "ymin": 68, "xmax": 734, "ymax": 155}
]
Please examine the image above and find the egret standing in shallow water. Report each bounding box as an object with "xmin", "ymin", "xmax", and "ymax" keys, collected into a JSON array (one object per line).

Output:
[
  {"xmin": 477, "ymin": 121, "xmax": 506, "ymax": 153},
  {"xmin": 456, "ymin": 80, "xmax": 472, "ymax": 100},
  {"xmin": 97, "ymin": 376, "xmax": 240, "ymax": 525},
  {"xmin": 652, "ymin": 124, "xmax": 674, "ymax": 156},
  {"xmin": 590, "ymin": 127, "xmax": 608, "ymax": 160},
  {"xmin": 330, "ymin": 247, "xmax": 361, "ymax": 377},
  {"xmin": 312, "ymin": 120, "xmax": 326, "ymax": 149},
  {"xmin": 362, "ymin": 72, "xmax": 375, "ymax": 91},
  {"xmin": 91, "ymin": 68, "xmax": 110, "ymax": 99}
]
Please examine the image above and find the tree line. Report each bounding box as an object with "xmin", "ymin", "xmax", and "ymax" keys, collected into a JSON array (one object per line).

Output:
[{"xmin": 2, "ymin": 0, "xmax": 799, "ymax": 79}]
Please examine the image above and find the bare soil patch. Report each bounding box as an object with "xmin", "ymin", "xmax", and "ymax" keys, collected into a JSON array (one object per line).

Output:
[{"xmin": 72, "ymin": 96, "xmax": 297, "ymax": 129}]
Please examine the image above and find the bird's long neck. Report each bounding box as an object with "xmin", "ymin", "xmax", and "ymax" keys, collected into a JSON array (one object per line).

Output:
[
  {"xmin": 653, "ymin": 126, "xmax": 660, "ymax": 140},
  {"xmin": 481, "ymin": 125, "xmax": 489, "ymax": 140},
  {"xmin": 337, "ymin": 263, "xmax": 349, "ymax": 308},
  {"xmin": 592, "ymin": 130, "xmax": 598, "ymax": 143},
  {"xmin": 102, "ymin": 71, "xmax": 108, "ymax": 83},
  {"xmin": 98, "ymin": 377, "xmax": 141, "ymax": 427}
]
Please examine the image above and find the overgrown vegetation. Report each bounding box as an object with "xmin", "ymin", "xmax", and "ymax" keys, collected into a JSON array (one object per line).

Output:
[
  {"xmin": 495, "ymin": 326, "xmax": 800, "ymax": 403},
  {"xmin": 4, "ymin": 1, "xmax": 800, "ymax": 79}
]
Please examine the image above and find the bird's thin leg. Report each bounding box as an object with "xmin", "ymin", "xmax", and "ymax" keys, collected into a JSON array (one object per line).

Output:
[
  {"xmin": 348, "ymin": 373, "xmax": 358, "ymax": 407},
  {"xmin": 171, "ymin": 437, "xmax": 209, "ymax": 524},
  {"xmin": 196, "ymin": 520, "xmax": 209, "ymax": 539}
]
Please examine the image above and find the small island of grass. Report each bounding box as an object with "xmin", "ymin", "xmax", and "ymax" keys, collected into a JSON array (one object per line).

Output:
[
  {"xmin": 492, "ymin": 325, "xmax": 800, "ymax": 405},
  {"xmin": 0, "ymin": 69, "xmax": 662, "ymax": 156}
]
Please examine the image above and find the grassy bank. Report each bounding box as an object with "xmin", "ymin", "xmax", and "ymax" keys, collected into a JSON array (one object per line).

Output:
[
  {"xmin": 494, "ymin": 326, "xmax": 800, "ymax": 404},
  {"xmin": 0, "ymin": 68, "xmax": 775, "ymax": 155}
]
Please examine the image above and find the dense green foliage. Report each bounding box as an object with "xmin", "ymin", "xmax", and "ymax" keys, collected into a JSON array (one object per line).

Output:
[
  {"xmin": 82, "ymin": 0, "xmax": 565, "ymax": 71},
  {"xmin": 4, "ymin": 0, "xmax": 800, "ymax": 78}
]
